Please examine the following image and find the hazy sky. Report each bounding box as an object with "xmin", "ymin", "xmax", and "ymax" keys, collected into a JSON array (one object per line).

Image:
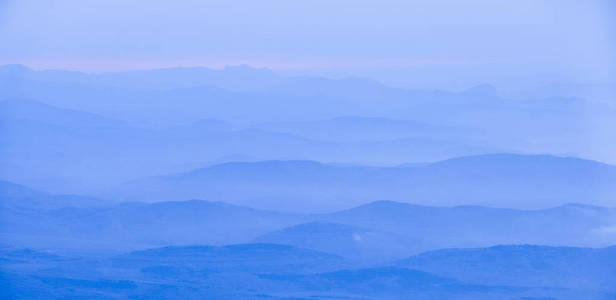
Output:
[{"xmin": 1, "ymin": 0, "xmax": 614, "ymax": 89}]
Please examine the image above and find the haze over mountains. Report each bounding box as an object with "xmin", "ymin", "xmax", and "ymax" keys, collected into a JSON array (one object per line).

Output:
[
  {"xmin": 2, "ymin": 180, "xmax": 616, "ymax": 260},
  {"xmin": 2, "ymin": 176, "xmax": 616, "ymax": 298},
  {"xmin": 2, "ymin": 242, "xmax": 615, "ymax": 299},
  {"xmin": 2, "ymin": 0, "xmax": 615, "ymax": 297},
  {"xmin": 1, "ymin": 96, "xmax": 500, "ymax": 193},
  {"xmin": 2, "ymin": 64, "xmax": 616, "ymax": 194},
  {"xmin": 396, "ymin": 245, "xmax": 616, "ymax": 292},
  {"xmin": 1, "ymin": 64, "xmax": 616, "ymax": 299},
  {"xmin": 103, "ymin": 154, "xmax": 616, "ymax": 212}
]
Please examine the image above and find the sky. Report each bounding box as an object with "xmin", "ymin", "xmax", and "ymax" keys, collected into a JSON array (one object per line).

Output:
[{"xmin": 0, "ymin": 0, "xmax": 614, "ymax": 89}]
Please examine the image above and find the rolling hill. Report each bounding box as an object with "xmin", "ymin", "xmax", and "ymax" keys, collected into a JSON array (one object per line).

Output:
[
  {"xmin": 103, "ymin": 154, "xmax": 616, "ymax": 211},
  {"xmin": 396, "ymin": 245, "xmax": 616, "ymax": 292}
]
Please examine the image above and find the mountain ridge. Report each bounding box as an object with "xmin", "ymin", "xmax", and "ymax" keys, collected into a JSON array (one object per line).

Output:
[{"xmin": 102, "ymin": 153, "xmax": 616, "ymax": 211}]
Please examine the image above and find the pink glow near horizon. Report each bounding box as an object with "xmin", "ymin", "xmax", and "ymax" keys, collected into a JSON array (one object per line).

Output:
[{"xmin": 0, "ymin": 58, "xmax": 488, "ymax": 73}]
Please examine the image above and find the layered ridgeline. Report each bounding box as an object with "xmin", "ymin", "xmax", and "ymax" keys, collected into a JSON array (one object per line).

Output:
[
  {"xmin": 2, "ymin": 64, "xmax": 616, "ymax": 299},
  {"xmin": 395, "ymin": 245, "xmax": 616, "ymax": 292},
  {"xmin": 103, "ymin": 154, "xmax": 616, "ymax": 211},
  {"xmin": 2, "ymin": 180, "xmax": 616, "ymax": 260},
  {"xmin": 0, "ymin": 180, "xmax": 301, "ymax": 251},
  {"xmin": 2, "ymin": 64, "xmax": 612, "ymax": 129},
  {"xmin": 258, "ymin": 202, "xmax": 616, "ymax": 261},
  {"xmin": 0, "ymin": 98, "xmax": 497, "ymax": 193},
  {"xmin": 2, "ymin": 64, "xmax": 616, "ymax": 193},
  {"xmin": 1, "ymin": 244, "xmax": 614, "ymax": 299}
]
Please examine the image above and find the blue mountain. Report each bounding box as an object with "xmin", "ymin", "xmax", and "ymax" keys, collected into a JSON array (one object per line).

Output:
[
  {"xmin": 396, "ymin": 245, "xmax": 616, "ymax": 292},
  {"xmin": 3, "ymin": 244, "xmax": 614, "ymax": 299},
  {"xmin": 104, "ymin": 154, "xmax": 616, "ymax": 211},
  {"xmin": 254, "ymin": 222, "xmax": 416, "ymax": 262}
]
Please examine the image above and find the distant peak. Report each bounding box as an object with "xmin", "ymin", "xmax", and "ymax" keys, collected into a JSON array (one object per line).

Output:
[
  {"xmin": 365, "ymin": 200, "xmax": 406, "ymax": 206},
  {"xmin": 0, "ymin": 179, "xmax": 44, "ymax": 198},
  {"xmin": 556, "ymin": 203, "xmax": 604, "ymax": 210},
  {"xmin": 429, "ymin": 153, "xmax": 606, "ymax": 168},
  {"xmin": 351, "ymin": 200, "xmax": 419, "ymax": 211},
  {"xmin": 214, "ymin": 159, "xmax": 324, "ymax": 167},
  {"xmin": 462, "ymin": 83, "xmax": 498, "ymax": 96},
  {"xmin": 284, "ymin": 221, "xmax": 365, "ymax": 231},
  {"xmin": 331, "ymin": 116, "xmax": 389, "ymax": 122},
  {"xmin": 0, "ymin": 64, "xmax": 33, "ymax": 74},
  {"xmin": 223, "ymin": 64, "xmax": 274, "ymax": 73}
]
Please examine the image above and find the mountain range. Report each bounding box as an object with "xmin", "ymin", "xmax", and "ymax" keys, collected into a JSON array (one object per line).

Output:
[
  {"xmin": 103, "ymin": 154, "xmax": 616, "ymax": 211},
  {"xmin": 2, "ymin": 64, "xmax": 616, "ymax": 298},
  {"xmin": 2, "ymin": 64, "xmax": 614, "ymax": 164},
  {"xmin": 2, "ymin": 243, "xmax": 614, "ymax": 299},
  {"xmin": 0, "ymin": 97, "xmax": 503, "ymax": 193},
  {"xmin": 2, "ymin": 179, "xmax": 615, "ymax": 261}
]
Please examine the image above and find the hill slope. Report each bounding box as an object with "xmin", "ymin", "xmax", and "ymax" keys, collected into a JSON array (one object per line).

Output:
[
  {"xmin": 396, "ymin": 245, "xmax": 616, "ymax": 292},
  {"xmin": 104, "ymin": 154, "xmax": 616, "ymax": 211}
]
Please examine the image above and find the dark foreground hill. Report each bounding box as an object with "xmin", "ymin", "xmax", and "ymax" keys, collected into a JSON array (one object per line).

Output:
[
  {"xmin": 396, "ymin": 245, "xmax": 616, "ymax": 292},
  {"xmin": 1, "ymin": 244, "xmax": 614, "ymax": 299}
]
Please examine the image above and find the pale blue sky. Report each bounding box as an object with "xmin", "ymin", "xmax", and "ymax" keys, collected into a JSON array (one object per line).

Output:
[{"xmin": 1, "ymin": 0, "xmax": 614, "ymax": 89}]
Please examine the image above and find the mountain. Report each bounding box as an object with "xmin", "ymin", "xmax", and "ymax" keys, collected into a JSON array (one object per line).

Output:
[
  {"xmin": 114, "ymin": 243, "xmax": 346, "ymax": 274},
  {"xmin": 1, "ymin": 97, "xmax": 500, "ymax": 193},
  {"xmin": 0, "ymin": 98, "xmax": 157, "ymax": 191},
  {"xmin": 251, "ymin": 116, "xmax": 481, "ymax": 142},
  {"xmin": 0, "ymin": 64, "xmax": 283, "ymax": 92},
  {"xmin": 4, "ymin": 195, "xmax": 615, "ymax": 260},
  {"xmin": 2, "ymin": 244, "xmax": 611, "ymax": 299},
  {"xmin": 321, "ymin": 200, "xmax": 616, "ymax": 251},
  {"xmin": 258, "ymin": 267, "xmax": 497, "ymax": 299},
  {"xmin": 250, "ymin": 201, "xmax": 616, "ymax": 260},
  {"xmin": 103, "ymin": 154, "xmax": 616, "ymax": 212},
  {"xmin": 509, "ymin": 82, "xmax": 616, "ymax": 104},
  {"xmin": 2, "ymin": 65, "xmax": 598, "ymax": 127},
  {"xmin": 0, "ymin": 199, "xmax": 304, "ymax": 252},
  {"xmin": 462, "ymin": 83, "xmax": 499, "ymax": 97},
  {"xmin": 254, "ymin": 222, "xmax": 417, "ymax": 262},
  {"xmin": 2, "ymin": 64, "xmax": 614, "ymax": 168},
  {"xmin": 5, "ymin": 175, "xmax": 615, "ymax": 257},
  {"xmin": 0, "ymin": 180, "xmax": 43, "ymax": 199},
  {"xmin": 396, "ymin": 245, "xmax": 616, "ymax": 292},
  {"xmin": 4, "ymin": 65, "xmax": 616, "ymax": 194},
  {"xmin": 0, "ymin": 179, "xmax": 108, "ymax": 210},
  {"xmin": 0, "ymin": 98, "xmax": 123, "ymax": 128},
  {"xmin": 261, "ymin": 245, "xmax": 616, "ymax": 299},
  {"xmin": 0, "ymin": 180, "xmax": 114, "ymax": 249}
]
